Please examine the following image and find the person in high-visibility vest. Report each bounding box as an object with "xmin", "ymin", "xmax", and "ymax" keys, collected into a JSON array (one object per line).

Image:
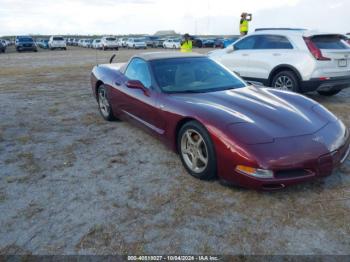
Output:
[
  {"xmin": 180, "ymin": 33, "xmax": 193, "ymax": 53},
  {"xmin": 240, "ymin": 12, "xmax": 252, "ymax": 36}
]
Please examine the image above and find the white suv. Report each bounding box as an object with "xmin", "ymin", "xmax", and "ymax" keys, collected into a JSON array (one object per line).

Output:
[
  {"xmin": 101, "ymin": 37, "xmax": 119, "ymax": 51},
  {"xmin": 48, "ymin": 36, "xmax": 67, "ymax": 50},
  {"xmin": 209, "ymin": 30, "xmax": 350, "ymax": 96}
]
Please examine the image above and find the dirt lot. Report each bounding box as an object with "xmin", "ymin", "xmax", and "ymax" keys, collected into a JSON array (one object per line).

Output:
[{"xmin": 0, "ymin": 46, "xmax": 350, "ymax": 255}]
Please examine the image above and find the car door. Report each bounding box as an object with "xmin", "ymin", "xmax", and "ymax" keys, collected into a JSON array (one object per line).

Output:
[
  {"xmin": 220, "ymin": 35, "xmax": 259, "ymax": 78},
  {"xmin": 120, "ymin": 58, "xmax": 164, "ymax": 134},
  {"xmin": 252, "ymin": 35, "xmax": 295, "ymax": 80}
]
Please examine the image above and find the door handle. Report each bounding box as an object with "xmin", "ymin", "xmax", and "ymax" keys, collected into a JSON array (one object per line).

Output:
[
  {"xmin": 273, "ymin": 53, "xmax": 281, "ymax": 56},
  {"xmin": 242, "ymin": 54, "xmax": 249, "ymax": 57}
]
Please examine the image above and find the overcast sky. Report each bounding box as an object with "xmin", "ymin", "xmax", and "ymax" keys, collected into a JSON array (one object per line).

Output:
[{"xmin": 0, "ymin": 0, "xmax": 349, "ymax": 36}]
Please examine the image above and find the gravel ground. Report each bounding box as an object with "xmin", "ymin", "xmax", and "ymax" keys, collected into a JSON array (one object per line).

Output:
[{"xmin": 0, "ymin": 46, "xmax": 350, "ymax": 255}]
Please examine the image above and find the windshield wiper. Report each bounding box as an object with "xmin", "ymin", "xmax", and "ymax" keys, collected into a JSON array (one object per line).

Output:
[{"xmin": 179, "ymin": 90, "xmax": 205, "ymax": 93}]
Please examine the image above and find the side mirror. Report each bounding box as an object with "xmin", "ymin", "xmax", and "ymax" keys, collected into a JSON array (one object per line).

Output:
[
  {"xmin": 126, "ymin": 80, "xmax": 150, "ymax": 96},
  {"xmin": 226, "ymin": 45, "xmax": 236, "ymax": 53}
]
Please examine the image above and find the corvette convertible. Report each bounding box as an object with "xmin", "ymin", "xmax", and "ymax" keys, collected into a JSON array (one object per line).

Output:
[{"xmin": 90, "ymin": 52, "xmax": 350, "ymax": 190}]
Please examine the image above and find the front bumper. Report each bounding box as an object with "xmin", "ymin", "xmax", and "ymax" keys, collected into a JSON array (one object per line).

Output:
[
  {"xmin": 50, "ymin": 45, "xmax": 66, "ymax": 48},
  {"xmin": 218, "ymin": 121, "xmax": 350, "ymax": 190},
  {"xmin": 301, "ymin": 76, "xmax": 350, "ymax": 93},
  {"xmin": 104, "ymin": 45, "xmax": 118, "ymax": 49},
  {"xmin": 17, "ymin": 45, "xmax": 37, "ymax": 51}
]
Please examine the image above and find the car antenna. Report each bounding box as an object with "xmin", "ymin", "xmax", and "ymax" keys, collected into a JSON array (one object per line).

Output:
[{"xmin": 109, "ymin": 54, "xmax": 116, "ymax": 64}]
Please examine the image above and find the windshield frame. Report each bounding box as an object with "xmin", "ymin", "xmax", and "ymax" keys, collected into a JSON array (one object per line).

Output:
[{"xmin": 149, "ymin": 57, "xmax": 247, "ymax": 94}]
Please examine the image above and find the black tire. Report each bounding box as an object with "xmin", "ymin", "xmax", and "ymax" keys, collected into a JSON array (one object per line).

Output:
[
  {"xmin": 271, "ymin": 70, "xmax": 299, "ymax": 92},
  {"xmin": 317, "ymin": 89, "xmax": 341, "ymax": 96},
  {"xmin": 177, "ymin": 121, "xmax": 217, "ymax": 180},
  {"xmin": 97, "ymin": 84, "xmax": 116, "ymax": 121}
]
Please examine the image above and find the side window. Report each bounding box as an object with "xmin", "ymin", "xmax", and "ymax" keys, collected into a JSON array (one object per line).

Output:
[
  {"xmin": 234, "ymin": 36, "xmax": 258, "ymax": 50},
  {"xmin": 256, "ymin": 35, "xmax": 293, "ymax": 49},
  {"xmin": 125, "ymin": 58, "xmax": 152, "ymax": 88}
]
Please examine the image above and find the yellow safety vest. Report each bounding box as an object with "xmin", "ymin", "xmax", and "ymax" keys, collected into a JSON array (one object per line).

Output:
[
  {"xmin": 240, "ymin": 20, "xmax": 249, "ymax": 33},
  {"xmin": 181, "ymin": 40, "xmax": 192, "ymax": 53}
]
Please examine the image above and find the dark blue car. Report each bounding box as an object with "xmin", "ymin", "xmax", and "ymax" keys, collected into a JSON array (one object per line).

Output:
[{"xmin": 15, "ymin": 36, "xmax": 37, "ymax": 52}]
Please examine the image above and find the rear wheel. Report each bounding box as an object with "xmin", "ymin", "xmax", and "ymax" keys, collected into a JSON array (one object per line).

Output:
[
  {"xmin": 317, "ymin": 89, "xmax": 341, "ymax": 96},
  {"xmin": 271, "ymin": 70, "xmax": 299, "ymax": 92},
  {"xmin": 177, "ymin": 121, "xmax": 217, "ymax": 180},
  {"xmin": 97, "ymin": 85, "xmax": 116, "ymax": 121}
]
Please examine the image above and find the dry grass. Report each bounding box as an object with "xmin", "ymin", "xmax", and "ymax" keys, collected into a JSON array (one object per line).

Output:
[
  {"xmin": 1, "ymin": 47, "xmax": 349, "ymax": 255},
  {"xmin": 16, "ymin": 152, "xmax": 41, "ymax": 174},
  {"xmin": 17, "ymin": 135, "xmax": 31, "ymax": 144}
]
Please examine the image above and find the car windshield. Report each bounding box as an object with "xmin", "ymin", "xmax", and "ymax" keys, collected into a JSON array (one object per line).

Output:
[
  {"xmin": 134, "ymin": 39, "xmax": 143, "ymax": 42},
  {"xmin": 53, "ymin": 37, "xmax": 64, "ymax": 41},
  {"xmin": 151, "ymin": 57, "xmax": 246, "ymax": 93},
  {"xmin": 106, "ymin": 38, "xmax": 116, "ymax": 41},
  {"xmin": 18, "ymin": 37, "xmax": 33, "ymax": 42}
]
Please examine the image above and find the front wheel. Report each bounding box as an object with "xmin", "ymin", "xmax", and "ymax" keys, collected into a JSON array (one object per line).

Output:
[
  {"xmin": 317, "ymin": 89, "xmax": 341, "ymax": 96},
  {"xmin": 271, "ymin": 71, "xmax": 299, "ymax": 92},
  {"xmin": 177, "ymin": 121, "xmax": 217, "ymax": 180},
  {"xmin": 97, "ymin": 85, "xmax": 116, "ymax": 121}
]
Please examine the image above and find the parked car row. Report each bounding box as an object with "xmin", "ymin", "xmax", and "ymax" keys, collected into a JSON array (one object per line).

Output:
[
  {"xmin": 65, "ymin": 35, "xmax": 239, "ymax": 50},
  {"xmin": 14, "ymin": 35, "xmax": 67, "ymax": 52},
  {"xmin": 4, "ymin": 35, "xmax": 239, "ymax": 53}
]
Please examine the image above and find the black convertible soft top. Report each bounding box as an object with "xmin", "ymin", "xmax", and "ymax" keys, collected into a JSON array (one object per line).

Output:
[{"xmin": 135, "ymin": 51, "xmax": 204, "ymax": 61}]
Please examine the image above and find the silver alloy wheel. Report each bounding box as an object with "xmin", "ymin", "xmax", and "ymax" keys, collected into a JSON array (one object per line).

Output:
[
  {"xmin": 98, "ymin": 88, "xmax": 110, "ymax": 118},
  {"xmin": 274, "ymin": 75, "xmax": 294, "ymax": 90},
  {"xmin": 181, "ymin": 129, "xmax": 208, "ymax": 173}
]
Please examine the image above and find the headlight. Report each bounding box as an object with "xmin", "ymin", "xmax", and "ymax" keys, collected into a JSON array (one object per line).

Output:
[{"xmin": 235, "ymin": 165, "xmax": 274, "ymax": 178}]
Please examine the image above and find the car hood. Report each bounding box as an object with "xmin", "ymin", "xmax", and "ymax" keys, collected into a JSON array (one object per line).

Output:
[
  {"xmin": 169, "ymin": 86, "xmax": 334, "ymax": 141},
  {"xmin": 208, "ymin": 48, "xmax": 227, "ymax": 57}
]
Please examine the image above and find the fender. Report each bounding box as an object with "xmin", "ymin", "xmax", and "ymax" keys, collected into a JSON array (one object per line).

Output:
[{"xmin": 268, "ymin": 64, "xmax": 303, "ymax": 85}]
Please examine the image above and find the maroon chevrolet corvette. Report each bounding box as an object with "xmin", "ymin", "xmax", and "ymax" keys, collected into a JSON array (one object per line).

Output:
[{"xmin": 90, "ymin": 52, "xmax": 350, "ymax": 190}]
